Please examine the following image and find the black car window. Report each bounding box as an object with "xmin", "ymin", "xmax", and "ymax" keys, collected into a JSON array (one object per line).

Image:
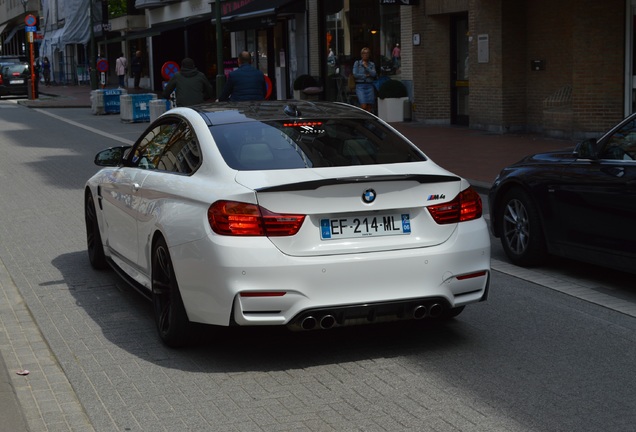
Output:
[
  {"xmin": 209, "ymin": 118, "xmax": 425, "ymax": 170},
  {"xmin": 156, "ymin": 122, "xmax": 202, "ymax": 174},
  {"xmin": 603, "ymin": 119, "xmax": 636, "ymax": 160},
  {"xmin": 131, "ymin": 121, "xmax": 180, "ymax": 169},
  {"xmin": 1, "ymin": 64, "xmax": 28, "ymax": 77}
]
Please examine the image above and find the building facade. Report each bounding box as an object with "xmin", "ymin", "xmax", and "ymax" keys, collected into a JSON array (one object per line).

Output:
[{"xmin": 1, "ymin": 0, "xmax": 635, "ymax": 139}]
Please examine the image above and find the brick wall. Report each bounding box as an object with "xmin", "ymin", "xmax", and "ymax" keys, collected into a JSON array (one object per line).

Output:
[
  {"xmin": 409, "ymin": 0, "xmax": 625, "ymax": 137},
  {"xmin": 470, "ymin": 0, "xmax": 505, "ymax": 131},
  {"xmin": 412, "ymin": 12, "xmax": 452, "ymax": 123}
]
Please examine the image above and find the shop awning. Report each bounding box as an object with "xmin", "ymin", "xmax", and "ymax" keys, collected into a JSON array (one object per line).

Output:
[{"xmin": 211, "ymin": 0, "xmax": 304, "ymax": 22}]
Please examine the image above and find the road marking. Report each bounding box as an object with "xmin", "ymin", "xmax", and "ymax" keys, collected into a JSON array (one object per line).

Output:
[{"xmin": 34, "ymin": 108, "xmax": 134, "ymax": 145}]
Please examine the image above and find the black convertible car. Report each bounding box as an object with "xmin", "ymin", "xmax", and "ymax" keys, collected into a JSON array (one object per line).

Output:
[{"xmin": 489, "ymin": 113, "xmax": 636, "ymax": 274}]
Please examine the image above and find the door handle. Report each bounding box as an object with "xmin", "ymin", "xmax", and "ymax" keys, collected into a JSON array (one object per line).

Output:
[{"xmin": 132, "ymin": 183, "xmax": 141, "ymax": 192}]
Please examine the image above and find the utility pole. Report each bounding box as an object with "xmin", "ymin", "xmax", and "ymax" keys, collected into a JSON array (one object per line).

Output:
[{"xmin": 21, "ymin": 0, "xmax": 37, "ymax": 100}]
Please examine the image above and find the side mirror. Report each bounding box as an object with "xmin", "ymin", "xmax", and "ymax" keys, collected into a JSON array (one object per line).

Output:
[
  {"xmin": 94, "ymin": 146, "xmax": 131, "ymax": 167},
  {"xmin": 574, "ymin": 138, "xmax": 599, "ymax": 160}
]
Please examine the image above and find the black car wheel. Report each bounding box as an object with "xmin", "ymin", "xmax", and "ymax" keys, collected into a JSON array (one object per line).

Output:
[
  {"xmin": 499, "ymin": 188, "xmax": 546, "ymax": 266},
  {"xmin": 152, "ymin": 236, "xmax": 193, "ymax": 347},
  {"xmin": 85, "ymin": 191, "xmax": 107, "ymax": 270}
]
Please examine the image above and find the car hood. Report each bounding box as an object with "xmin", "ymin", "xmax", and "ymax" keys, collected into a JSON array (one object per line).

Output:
[{"xmin": 512, "ymin": 149, "xmax": 576, "ymax": 166}]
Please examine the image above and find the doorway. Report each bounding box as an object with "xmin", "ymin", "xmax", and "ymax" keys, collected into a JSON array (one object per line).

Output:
[{"xmin": 451, "ymin": 13, "xmax": 469, "ymax": 125}]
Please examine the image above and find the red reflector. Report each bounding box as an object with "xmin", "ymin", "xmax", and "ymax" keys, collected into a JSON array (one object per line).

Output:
[
  {"xmin": 240, "ymin": 292, "xmax": 286, "ymax": 297},
  {"xmin": 456, "ymin": 271, "xmax": 487, "ymax": 280},
  {"xmin": 427, "ymin": 187, "xmax": 482, "ymax": 224}
]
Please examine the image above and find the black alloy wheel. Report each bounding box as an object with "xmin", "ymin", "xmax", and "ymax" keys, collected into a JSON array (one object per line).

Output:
[
  {"xmin": 85, "ymin": 190, "xmax": 107, "ymax": 270},
  {"xmin": 151, "ymin": 236, "xmax": 192, "ymax": 347},
  {"xmin": 499, "ymin": 188, "xmax": 546, "ymax": 266}
]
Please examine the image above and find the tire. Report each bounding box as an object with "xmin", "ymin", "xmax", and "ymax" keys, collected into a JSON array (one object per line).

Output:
[
  {"xmin": 151, "ymin": 236, "xmax": 193, "ymax": 347},
  {"xmin": 85, "ymin": 191, "xmax": 107, "ymax": 270},
  {"xmin": 498, "ymin": 188, "xmax": 546, "ymax": 266}
]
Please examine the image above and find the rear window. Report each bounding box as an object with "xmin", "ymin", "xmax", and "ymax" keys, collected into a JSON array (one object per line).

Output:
[
  {"xmin": 2, "ymin": 64, "xmax": 28, "ymax": 77},
  {"xmin": 210, "ymin": 118, "xmax": 426, "ymax": 170}
]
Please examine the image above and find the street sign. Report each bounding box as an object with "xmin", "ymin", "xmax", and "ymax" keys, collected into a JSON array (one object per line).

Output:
[
  {"xmin": 264, "ymin": 75, "xmax": 272, "ymax": 100},
  {"xmin": 96, "ymin": 59, "xmax": 109, "ymax": 73},
  {"xmin": 161, "ymin": 61, "xmax": 179, "ymax": 81},
  {"xmin": 25, "ymin": 14, "xmax": 37, "ymax": 26},
  {"xmin": 25, "ymin": 26, "xmax": 37, "ymax": 32}
]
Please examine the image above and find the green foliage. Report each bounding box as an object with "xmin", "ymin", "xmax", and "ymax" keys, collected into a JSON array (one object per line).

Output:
[
  {"xmin": 108, "ymin": 0, "xmax": 127, "ymax": 19},
  {"xmin": 377, "ymin": 79, "xmax": 408, "ymax": 99},
  {"xmin": 293, "ymin": 74, "xmax": 318, "ymax": 90}
]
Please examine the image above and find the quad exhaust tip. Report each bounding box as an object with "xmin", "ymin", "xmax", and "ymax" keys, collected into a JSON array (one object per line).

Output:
[
  {"xmin": 320, "ymin": 315, "xmax": 336, "ymax": 329},
  {"xmin": 301, "ymin": 316, "xmax": 317, "ymax": 330},
  {"xmin": 297, "ymin": 302, "xmax": 446, "ymax": 331},
  {"xmin": 412, "ymin": 305, "xmax": 427, "ymax": 319},
  {"xmin": 429, "ymin": 303, "xmax": 443, "ymax": 318}
]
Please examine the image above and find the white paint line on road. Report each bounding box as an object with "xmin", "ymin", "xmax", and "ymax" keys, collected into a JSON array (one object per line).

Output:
[{"xmin": 34, "ymin": 108, "xmax": 134, "ymax": 145}]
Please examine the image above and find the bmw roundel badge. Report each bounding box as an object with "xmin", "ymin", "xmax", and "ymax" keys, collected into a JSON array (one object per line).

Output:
[{"xmin": 362, "ymin": 189, "xmax": 376, "ymax": 204}]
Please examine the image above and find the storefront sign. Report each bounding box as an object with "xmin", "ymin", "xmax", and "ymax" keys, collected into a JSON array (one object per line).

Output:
[
  {"xmin": 380, "ymin": 0, "xmax": 419, "ymax": 4},
  {"xmin": 222, "ymin": 0, "xmax": 255, "ymax": 16}
]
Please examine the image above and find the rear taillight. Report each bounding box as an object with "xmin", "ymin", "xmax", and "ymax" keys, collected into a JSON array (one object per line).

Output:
[
  {"xmin": 427, "ymin": 187, "xmax": 482, "ymax": 224},
  {"xmin": 208, "ymin": 201, "xmax": 305, "ymax": 236}
]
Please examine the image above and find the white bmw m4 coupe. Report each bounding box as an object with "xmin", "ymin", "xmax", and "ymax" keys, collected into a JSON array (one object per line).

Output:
[{"xmin": 85, "ymin": 101, "xmax": 490, "ymax": 347}]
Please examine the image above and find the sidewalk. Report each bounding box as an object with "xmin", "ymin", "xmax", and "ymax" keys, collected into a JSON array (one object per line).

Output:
[{"xmin": 19, "ymin": 84, "xmax": 577, "ymax": 186}]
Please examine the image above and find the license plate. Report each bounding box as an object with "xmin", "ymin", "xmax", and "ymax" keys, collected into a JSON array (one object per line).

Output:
[
  {"xmin": 320, "ymin": 213, "xmax": 411, "ymax": 240},
  {"xmin": 10, "ymin": 79, "xmax": 24, "ymax": 84}
]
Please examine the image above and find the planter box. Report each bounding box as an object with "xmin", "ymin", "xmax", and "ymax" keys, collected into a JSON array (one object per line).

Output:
[{"xmin": 377, "ymin": 96, "xmax": 409, "ymax": 122}]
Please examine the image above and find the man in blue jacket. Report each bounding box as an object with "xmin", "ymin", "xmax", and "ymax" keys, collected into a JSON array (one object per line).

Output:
[{"xmin": 217, "ymin": 51, "xmax": 267, "ymax": 102}]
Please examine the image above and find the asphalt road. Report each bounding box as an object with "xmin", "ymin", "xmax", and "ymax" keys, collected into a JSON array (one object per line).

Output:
[{"xmin": 1, "ymin": 101, "xmax": 635, "ymax": 432}]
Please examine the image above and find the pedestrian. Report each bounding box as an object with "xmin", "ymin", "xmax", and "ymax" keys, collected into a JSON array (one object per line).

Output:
[
  {"xmin": 217, "ymin": 51, "xmax": 266, "ymax": 102},
  {"xmin": 115, "ymin": 53, "xmax": 127, "ymax": 88},
  {"xmin": 162, "ymin": 57, "xmax": 214, "ymax": 107},
  {"xmin": 131, "ymin": 51, "xmax": 143, "ymax": 89},
  {"xmin": 352, "ymin": 47, "xmax": 377, "ymax": 112},
  {"xmin": 42, "ymin": 57, "xmax": 51, "ymax": 86},
  {"xmin": 392, "ymin": 43, "xmax": 401, "ymax": 70}
]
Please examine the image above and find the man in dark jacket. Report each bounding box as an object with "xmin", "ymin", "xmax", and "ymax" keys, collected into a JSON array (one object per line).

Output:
[
  {"xmin": 131, "ymin": 51, "xmax": 143, "ymax": 89},
  {"xmin": 162, "ymin": 58, "xmax": 214, "ymax": 107},
  {"xmin": 217, "ymin": 51, "xmax": 267, "ymax": 102}
]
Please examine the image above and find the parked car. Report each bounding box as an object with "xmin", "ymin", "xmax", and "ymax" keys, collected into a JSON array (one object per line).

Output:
[
  {"xmin": 85, "ymin": 101, "xmax": 491, "ymax": 347},
  {"xmin": 0, "ymin": 55, "xmax": 26, "ymax": 71},
  {"xmin": 489, "ymin": 112, "xmax": 636, "ymax": 273},
  {"xmin": 0, "ymin": 62, "xmax": 30, "ymax": 99}
]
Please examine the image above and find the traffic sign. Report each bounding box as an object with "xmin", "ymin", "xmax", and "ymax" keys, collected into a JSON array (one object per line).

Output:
[
  {"xmin": 25, "ymin": 14, "xmax": 36, "ymax": 26},
  {"xmin": 96, "ymin": 59, "xmax": 109, "ymax": 73},
  {"xmin": 25, "ymin": 26, "xmax": 37, "ymax": 32},
  {"xmin": 161, "ymin": 61, "xmax": 179, "ymax": 80},
  {"xmin": 264, "ymin": 75, "xmax": 273, "ymax": 100}
]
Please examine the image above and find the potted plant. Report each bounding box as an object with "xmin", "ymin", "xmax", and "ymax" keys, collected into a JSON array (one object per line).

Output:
[
  {"xmin": 293, "ymin": 74, "xmax": 318, "ymax": 100},
  {"xmin": 377, "ymin": 78, "xmax": 409, "ymax": 122}
]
